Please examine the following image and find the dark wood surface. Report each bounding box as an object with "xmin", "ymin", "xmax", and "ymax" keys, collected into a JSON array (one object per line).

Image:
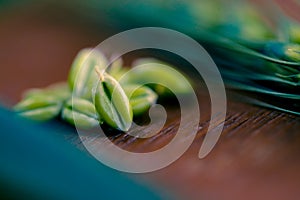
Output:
[{"xmin": 1, "ymin": 5, "xmax": 300, "ymax": 200}]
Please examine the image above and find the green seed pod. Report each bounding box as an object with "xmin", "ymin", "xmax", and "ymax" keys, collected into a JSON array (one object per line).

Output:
[
  {"xmin": 68, "ymin": 48, "xmax": 107, "ymax": 100},
  {"xmin": 123, "ymin": 84, "xmax": 158, "ymax": 116},
  {"xmin": 107, "ymin": 58, "xmax": 129, "ymax": 81},
  {"xmin": 284, "ymin": 44, "xmax": 300, "ymax": 62},
  {"xmin": 61, "ymin": 98, "xmax": 99, "ymax": 129},
  {"xmin": 288, "ymin": 22, "xmax": 300, "ymax": 44},
  {"xmin": 13, "ymin": 95, "xmax": 62, "ymax": 121},
  {"xmin": 22, "ymin": 82, "xmax": 70, "ymax": 101},
  {"xmin": 107, "ymin": 57, "xmax": 123, "ymax": 77},
  {"xmin": 94, "ymin": 72, "xmax": 133, "ymax": 131},
  {"xmin": 264, "ymin": 42, "xmax": 300, "ymax": 62},
  {"xmin": 121, "ymin": 58, "xmax": 193, "ymax": 95},
  {"xmin": 212, "ymin": 3, "xmax": 274, "ymax": 42},
  {"xmin": 188, "ymin": 0, "xmax": 221, "ymax": 28}
]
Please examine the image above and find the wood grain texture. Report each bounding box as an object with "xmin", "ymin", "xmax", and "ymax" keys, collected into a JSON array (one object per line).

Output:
[
  {"xmin": 1, "ymin": 5, "xmax": 300, "ymax": 200},
  {"xmin": 66, "ymin": 92, "xmax": 300, "ymax": 200}
]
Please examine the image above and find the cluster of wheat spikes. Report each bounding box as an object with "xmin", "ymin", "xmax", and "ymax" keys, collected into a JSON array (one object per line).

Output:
[{"xmin": 70, "ymin": 0, "xmax": 300, "ymax": 114}]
